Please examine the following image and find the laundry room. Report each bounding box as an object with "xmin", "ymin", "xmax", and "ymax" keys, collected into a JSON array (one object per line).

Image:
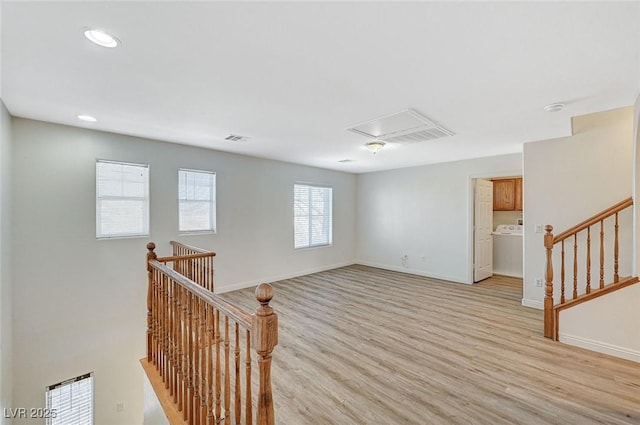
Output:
[{"xmin": 491, "ymin": 177, "xmax": 523, "ymax": 278}]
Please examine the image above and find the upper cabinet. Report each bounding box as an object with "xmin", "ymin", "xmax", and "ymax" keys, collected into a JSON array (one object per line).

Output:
[
  {"xmin": 492, "ymin": 178, "xmax": 522, "ymax": 211},
  {"xmin": 514, "ymin": 177, "xmax": 522, "ymax": 211}
]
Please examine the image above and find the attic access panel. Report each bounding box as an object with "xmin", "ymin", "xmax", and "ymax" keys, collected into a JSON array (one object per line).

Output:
[{"xmin": 347, "ymin": 108, "xmax": 454, "ymax": 143}]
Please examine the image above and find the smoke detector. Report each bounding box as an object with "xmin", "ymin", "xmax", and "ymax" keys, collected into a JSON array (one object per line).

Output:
[
  {"xmin": 347, "ymin": 109, "xmax": 454, "ymax": 144},
  {"xmin": 544, "ymin": 103, "xmax": 564, "ymax": 113}
]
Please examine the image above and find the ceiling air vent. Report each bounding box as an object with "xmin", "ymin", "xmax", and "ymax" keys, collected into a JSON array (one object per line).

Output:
[
  {"xmin": 346, "ymin": 108, "xmax": 454, "ymax": 144},
  {"xmin": 224, "ymin": 134, "xmax": 250, "ymax": 142}
]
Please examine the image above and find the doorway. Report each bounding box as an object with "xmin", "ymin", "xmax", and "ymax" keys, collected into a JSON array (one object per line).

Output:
[{"xmin": 469, "ymin": 173, "xmax": 524, "ymax": 285}]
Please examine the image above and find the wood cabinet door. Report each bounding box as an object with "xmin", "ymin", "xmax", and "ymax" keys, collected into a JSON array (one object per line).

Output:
[
  {"xmin": 493, "ymin": 179, "xmax": 516, "ymax": 211},
  {"xmin": 515, "ymin": 178, "xmax": 523, "ymax": 211}
]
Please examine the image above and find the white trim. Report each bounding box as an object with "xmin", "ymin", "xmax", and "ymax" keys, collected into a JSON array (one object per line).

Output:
[
  {"xmin": 215, "ymin": 261, "xmax": 355, "ymax": 294},
  {"xmin": 521, "ymin": 298, "xmax": 543, "ymax": 310},
  {"xmin": 493, "ymin": 270, "xmax": 523, "ymax": 278},
  {"xmin": 558, "ymin": 333, "xmax": 640, "ymax": 363},
  {"xmin": 355, "ymin": 260, "xmax": 467, "ymax": 284}
]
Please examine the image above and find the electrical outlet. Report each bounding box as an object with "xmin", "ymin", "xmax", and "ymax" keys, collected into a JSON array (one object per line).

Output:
[
  {"xmin": 116, "ymin": 403, "xmax": 125, "ymax": 413},
  {"xmin": 535, "ymin": 224, "xmax": 542, "ymax": 233},
  {"xmin": 535, "ymin": 278, "xmax": 543, "ymax": 287}
]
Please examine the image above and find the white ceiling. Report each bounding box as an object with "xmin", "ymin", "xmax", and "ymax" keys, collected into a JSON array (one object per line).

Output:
[{"xmin": 2, "ymin": 1, "xmax": 639, "ymax": 173}]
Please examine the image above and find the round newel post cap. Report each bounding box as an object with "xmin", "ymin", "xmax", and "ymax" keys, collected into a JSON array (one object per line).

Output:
[
  {"xmin": 147, "ymin": 242, "xmax": 156, "ymax": 252},
  {"xmin": 545, "ymin": 225, "xmax": 553, "ymax": 233},
  {"xmin": 255, "ymin": 283, "xmax": 274, "ymax": 305}
]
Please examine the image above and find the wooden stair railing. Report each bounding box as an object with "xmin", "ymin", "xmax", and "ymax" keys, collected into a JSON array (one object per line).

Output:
[
  {"xmin": 157, "ymin": 241, "xmax": 216, "ymax": 292},
  {"xmin": 146, "ymin": 242, "xmax": 278, "ymax": 425},
  {"xmin": 544, "ymin": 197, "xmax": 634, "ymax": 340}
]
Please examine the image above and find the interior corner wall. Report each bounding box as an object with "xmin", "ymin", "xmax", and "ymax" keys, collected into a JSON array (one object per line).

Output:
[
  {"xmin": 10, "ymin": 118, "xmax": 356, "ymax": 425},
  {"xmin": 523, "ymin": 107, "xmax": 634, "ymax": 309},
  {"xmin": 634, "ymin": 94, "xmax": 640, "ymax": 275},
  {"xmin": 0, "ymin": 100, "xmax": 13, "ymax": 425},
  {"xmin": 355, "ymin": 153, "xmax": 522, "ymax": 284}
]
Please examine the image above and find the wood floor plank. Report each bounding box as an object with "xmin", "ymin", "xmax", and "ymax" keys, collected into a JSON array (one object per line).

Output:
[{"xmin": 222, "ymin": 265, "xmax": 640, "ymax": 425}]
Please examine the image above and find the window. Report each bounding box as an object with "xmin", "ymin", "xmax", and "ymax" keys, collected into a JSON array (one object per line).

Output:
[
  {"xmin": 96, "ymin": 160, "xmax": 149, "ymax": 238},
  {"xmin": 178, "ymin": 169, "xmax": 216, "ymax": 233},
  {"xmin": 294, "ymin": 184, "xmax": 332, "ymax": 249},
  {"xmin": 46, "ymin": 373, "xmax": 94, "ymax": 425}
]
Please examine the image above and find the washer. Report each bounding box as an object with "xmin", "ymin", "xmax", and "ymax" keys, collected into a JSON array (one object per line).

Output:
[{"xmin": 492, "ymin": 225, "xmax": 523, "ymax": 278}]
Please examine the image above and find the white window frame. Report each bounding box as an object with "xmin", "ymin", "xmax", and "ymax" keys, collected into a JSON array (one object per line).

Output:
[
  {"xmin": 96, "ymin": 160, "xmax": 150, "ymax": 239},
  {"xmin": 178, "ymin": 168, "xmax": 216, "ymax": 234},
  {"xmin": 45, "ymin": 372, "xmax": 94, "ymax": 425},
  {"xmin": 294, "ymin": 183, "xmax": 333, "ymax": 249}
]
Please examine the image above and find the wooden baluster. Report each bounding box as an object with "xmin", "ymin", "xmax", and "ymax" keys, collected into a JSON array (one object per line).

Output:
[
  {"xmin": 599, "ymin": 220, "xmax": 605, "ymax": 289},
  {"xmin": 169, "ymin": 278, "xmax": 175, "ymax": 396},
  {"xmin": 245, "ymin": 330, "xmax": 252, "ymax": 425},
  {"xmin": 586, "ymin": 227, "xmax": 591, "ymax": 294},
  {"xmin": 159, "ymin": 274, "xmax": 166, "ymax": 380},
  {"xmin": 146, "ymin": 243, "xmax": 157, "ymax": 363},
  {"xmin": 234, "ymin": 324, "xmax": 241, "ymax": 425},
  {"xmin": 198, "ymin": 301, "xmax": 208, "ymax": 424},
  {"xmin": 614, "ymin": 212, "xmax": 620, "ymax": 282},
  {"xmin": 224, "ymin": 316, "xmax": 231, "ymax": 424},
  {"xmin": 207, "ymin": 257, "xmax": 211, "ymax": 292},
  {"xmin": 200, "ymin": 302, "xmax": 208, "ymax": 425},
  {"xmin": 207, "ymin": 306, "xmax": 215, "ymax": 425},
  {"xmin": 173, "ymin": 285, "xmax": 182, "ymax": 410},
  {"xmin": 543, "ymin": 226, "xmax": 554, "ymax": 339},
  {"xmin": 186, "ymin": 292, "xmax": 194, "ymax": 424},
  {"xmin": 212, "ymin": 256, "xmax": 215, "ymax": 292},
  {"xmin": 215, "ymin": 310, "xmax": 222, "ymax": 423},
  {"xmin": 560, "ymin": 240, "xmax": 565, "ymax": 304},
  {"xmin": 181, "ymin": 287, "xmax": 189, "ymax": 415},
  {"xmin": 164, "ymin": 276, "xmax": 171, "ymax": 387},
  {"xmin": 252, "ymin": 284, "xmax": 278, "ymax": 425},
  {"xmin": 573, "ymin": 234, "xmax": 578, "ymax": 300},
  {"xmin": 199, "ymin": 257, "xmax": 204, "ymax": 288},
  {"xmin": 193, "ymin": 298, "xmax": 201, "ymax": 425}
]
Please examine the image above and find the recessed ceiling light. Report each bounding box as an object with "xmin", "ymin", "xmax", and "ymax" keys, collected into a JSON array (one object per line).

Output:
[
  {"xmin": 544, "ymin": 103, "xmax": 565, "ymax": 113},
  {"xmin": 77, "ymin": 114, "xmax": 97, "ymax": 122},
  {"xmin": 84, "ymin": 29, "xmax": 120, "ymax": 48}
]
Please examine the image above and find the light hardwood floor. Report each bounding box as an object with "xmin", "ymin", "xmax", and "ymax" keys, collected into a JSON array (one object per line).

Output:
[{"xmin": 222, "ymin": 265, "xmax": 640, "ymax": 425}]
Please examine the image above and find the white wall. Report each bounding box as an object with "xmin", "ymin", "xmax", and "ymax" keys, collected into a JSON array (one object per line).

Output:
[
  {"xmin": 11, "ymin": 118, "xmax": 356, "ymax": 424},
  {"xmin": 356, "ymin": 153, "xmax": 522, "ymax": 284},
  {"xmin": 523, "ymin": 107, "xmax": 634, "ymax": 309},
  {"xmin": 559, "ymin": 283, "xmax": 640, "ymax": 362},
  {"xmin": 0, "ymin": 99, "xmax": 13, "ymax": 425}
]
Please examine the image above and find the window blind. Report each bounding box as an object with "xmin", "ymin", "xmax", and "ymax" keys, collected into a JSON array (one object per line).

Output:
[
  {"xmin": 178, "ymin": 169, "xmax": 216, "ymax": 232},
  {"xmin": 294, "ymin": 184, "xmax": 332, "ymax": 249},
  {"xmin": 96, "ymin": 160, "xmax": 149, "ymax": 238},
  {"xmin": 46, "ymin": 373, "xmax": 93, "ymax": 425}
]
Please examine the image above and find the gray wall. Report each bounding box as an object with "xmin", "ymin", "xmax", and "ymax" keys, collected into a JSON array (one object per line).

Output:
[
  {"xmin": 0, "ymin": 99, "xmax": 13, "ymax": 425},
  {"xmin": 356, "ymin": 153, "xmax": 522, "ymax": 284},
  {"xmin": 10, "ymin": 118, "xmax": 356, "ymax": 424}
]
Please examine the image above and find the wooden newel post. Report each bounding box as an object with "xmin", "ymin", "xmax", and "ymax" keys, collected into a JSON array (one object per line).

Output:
[
  {"xmin": 252, "ymin": 283, "xmax": 278, "ymax": 425},
  {"xmin": 543, "ymin": 226, "xmax": 555, "ymax": 339},
  {"xmin": 146, "ymin": 242, "xmax": 158, "ymax": 362}
]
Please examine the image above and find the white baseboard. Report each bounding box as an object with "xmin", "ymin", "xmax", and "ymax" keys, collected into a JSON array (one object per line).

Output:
[
  {"xmin": 355, "ymin": 260, "xmax": 467, "ymax": 284},
  {"xmin": 558, "ymin": 333, "xmax": 640, "ymax": 363},
  {"xmin": 521, "ymin": 298, "xmax": 543, "ymax": 310},
  {"xmin": 215, "ymin": 261, "xmax": 356, "ymax": 294}
]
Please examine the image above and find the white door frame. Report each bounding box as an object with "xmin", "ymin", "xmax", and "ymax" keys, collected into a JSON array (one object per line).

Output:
[{"xmin": 466, "ymin": 170, "xmax": 522, "ymax": 284}]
